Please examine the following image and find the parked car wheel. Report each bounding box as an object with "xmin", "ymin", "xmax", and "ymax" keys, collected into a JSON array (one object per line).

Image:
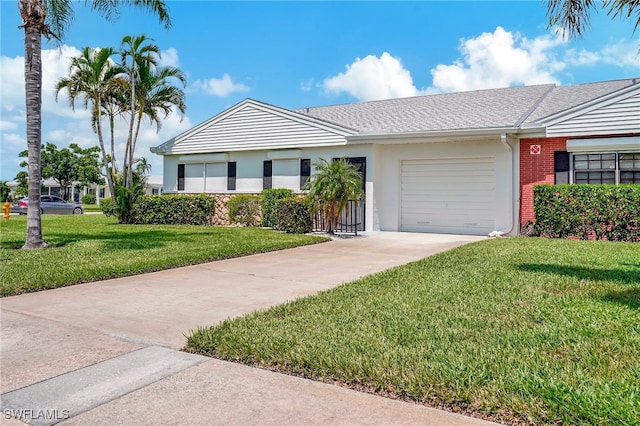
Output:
[{"xmin": 73, "ymin": 207, "xmax": 83, "ymax": 215}]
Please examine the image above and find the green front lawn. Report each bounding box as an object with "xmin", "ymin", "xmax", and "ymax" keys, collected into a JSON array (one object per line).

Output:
[
  {"xmin": 0, "ymin": 215, "xmax": 327, "ymax": 296},
  {"xmin": 186, "ymin": 238, "xmax": 640, "ymax": 425},
  {"xmin": 82, "ymin": 204, "xmax": 103, "ymax": 212}
]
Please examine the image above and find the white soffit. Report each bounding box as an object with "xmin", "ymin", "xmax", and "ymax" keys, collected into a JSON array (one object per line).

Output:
[
  {"xmin": 567, "ymin": 136, "xmax": 640, "ymax": 152},
  {"xmin": 178, "ymin": 153, "xmax": 229, "ymax": 162}
]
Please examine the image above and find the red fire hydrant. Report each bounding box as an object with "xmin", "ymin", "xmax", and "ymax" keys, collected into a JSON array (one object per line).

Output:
[{"xmin": 3, "ymin": 202, "xmax": 10, "ymax": 219}]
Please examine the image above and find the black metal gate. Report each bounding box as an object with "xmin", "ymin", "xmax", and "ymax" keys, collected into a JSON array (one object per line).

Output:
[{"xmin": 312, "ymin": 157, "xmax": 366, "ymax": 234}]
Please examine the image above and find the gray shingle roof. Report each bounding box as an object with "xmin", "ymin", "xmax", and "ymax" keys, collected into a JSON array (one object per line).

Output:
[{"xmin": 295, "ymin": 78, "xmax": 639, "ymax": 134}]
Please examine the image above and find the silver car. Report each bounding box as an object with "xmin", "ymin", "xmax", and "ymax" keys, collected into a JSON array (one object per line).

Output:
[{"xmin": 11, "ymin": 196, "xmax": 84, "ymax": 215}]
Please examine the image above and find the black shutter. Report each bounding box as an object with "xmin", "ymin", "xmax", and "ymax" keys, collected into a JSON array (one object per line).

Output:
[
  {"xmin": 177, "ymin": 164, "xmax": 185, "ymax": 191},
  {"xmin": 300, "ymin": 159, "xmax": 311, "ymax": 188},
  {"xmin": 227, "ymin": 162, "xmax": 236, "ymax": 190},
  {"xmin": 263, "ymin": 160, "xmax": 272, "ymax": 189},
  {"xmin": 554, "ymin": 151, "xmax": 570, "ymax": 184}
]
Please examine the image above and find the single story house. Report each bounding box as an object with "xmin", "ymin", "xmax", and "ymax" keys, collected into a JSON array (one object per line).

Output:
[
  {"xmin": 151, "ymin": 78, "xmax": 640, "ymax": 236},
  {"xmin": 7, "ymin": 176, "xmax": 164, "ymax": 203}
]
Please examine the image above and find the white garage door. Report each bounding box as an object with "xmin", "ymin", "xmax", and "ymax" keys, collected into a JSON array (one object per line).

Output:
[{"xmin": 401, "ymin": 157, "xmax": 496, "ymax": 235}]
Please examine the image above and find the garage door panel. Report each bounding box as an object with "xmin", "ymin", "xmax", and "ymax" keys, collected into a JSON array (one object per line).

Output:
[{"xmin": 400, "ymin": 157, "xmax": 496, "ymax": 235}]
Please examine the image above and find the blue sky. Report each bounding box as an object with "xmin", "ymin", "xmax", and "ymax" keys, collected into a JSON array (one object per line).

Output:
[{"xmin": 1, "ymin": 1, "xmax": 639, "ymax": 180}]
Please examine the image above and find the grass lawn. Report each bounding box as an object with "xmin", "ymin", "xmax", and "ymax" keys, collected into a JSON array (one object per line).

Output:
[
  {"xmin": 0, "ymin": 215, "xmax": 327, "ymax": 297},
  {"xmin": 82, "ymin": 204, "xmax": 102, "ymax": 213},
  {"xmin": 186, "ymin": 238, "xmax": 640, "ymax": 425}
]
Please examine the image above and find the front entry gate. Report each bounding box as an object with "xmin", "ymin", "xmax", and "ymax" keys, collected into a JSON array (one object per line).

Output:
[{"xmin": 312, "ymin": 157, "xmax": 366, "ymax": 234}]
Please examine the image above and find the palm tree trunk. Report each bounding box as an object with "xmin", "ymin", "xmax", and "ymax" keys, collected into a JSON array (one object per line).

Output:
[
  {"xmin": 124, "ymin": 63, "xmax": 136, "ymax": 190},
  {"xmin": 108, "ymin": 110, "xmax": 117, "ymax": 176},
  {"xmin": 22, "ymin": 11, "xmax": 47, "ymax": 249},
  {"xmin": 94, "ymin": 110, "xmax": 115, "ymax": 200}
]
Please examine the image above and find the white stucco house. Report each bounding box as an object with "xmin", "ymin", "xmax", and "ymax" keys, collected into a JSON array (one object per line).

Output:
[{"xmin": 151, "ymin": 78, "xmax": 640, "ymax": 236}]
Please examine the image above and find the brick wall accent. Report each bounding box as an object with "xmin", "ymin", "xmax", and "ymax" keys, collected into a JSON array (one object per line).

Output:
[
  {"xmin": 195, "ymin": 193, "xmax": 262, "ymax": 226},
  {"xmin": 519, "ymin": 137, "xmax": 568, "ymax": 227}
]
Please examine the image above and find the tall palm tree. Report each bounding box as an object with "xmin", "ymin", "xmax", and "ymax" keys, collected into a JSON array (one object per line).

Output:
[
  {"xmin": 56, "ymin": 46, "xmax": 124, "ymax": 200},
  {"xmin": 18, "ymin": 0, "xmax": 171, "ymax": 249},
  {"xmin": 131, "ymin": 61, "xmax": 187, "ymax": 157},
  {"xmin": 120, "ymin": 34, "xmax": 160, "ymax": 189},
  {"xmin": 547, "ymin": 0, "xmax": 640, "ymax": 39},
  {"xmin": 304, "ymin": 158, "xmax": 364, "ymax": 234}
]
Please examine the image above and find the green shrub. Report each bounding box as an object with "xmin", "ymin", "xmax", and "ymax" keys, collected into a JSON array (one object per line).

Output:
[
  {"xmin": 81, "ymin": 193, "xmax": 97, "ymax": 205},
  {"xmin": 99, "ymin": 197, "xmax": 117, "ymax": 217},
  {"xmin": 275, "ymin": 197, "xmax": 312, "ymax": 234},
  {"xmin": 131, "ymin": 194, "xmax": 216, "ymax": 225},
  {"xmin": 261, "ymin": 188, "xmax": 296, "ymax": 228},
  {"xmin": 228, "ymin": 195, "xmax": 260, "ymax": 226},
  {"xmin": 534, "ymin": 184, "xmax": 640, "ymax": 242}
]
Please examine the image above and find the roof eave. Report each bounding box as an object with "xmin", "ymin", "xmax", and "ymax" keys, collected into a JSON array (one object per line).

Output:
[{"xmin": 346, "ymin": 126, "xmax": 544, "ymax": 144}]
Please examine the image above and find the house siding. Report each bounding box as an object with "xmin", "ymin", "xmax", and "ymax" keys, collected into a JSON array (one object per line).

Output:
[
  {"xmin": 546, "ymin": 91, "xmax": 640, "ymax": 137},
  {"xmin": 167, "ymin": 104, "xmax": 350, "ymax": 154}
]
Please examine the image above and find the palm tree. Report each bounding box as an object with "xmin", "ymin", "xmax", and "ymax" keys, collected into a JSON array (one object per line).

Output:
[
  {"xmin": 120, "ymin": 34, "xmax": 160, "ymax": 190},
  {"xmin": 56, "ymin": 46, "xmax": 124, "ymax": 200},
  {"xmin": 304, "ymin": 158, "xmax": 364, "ymax": 234},
  {"xmin": 547, "ymin": 0, "xmax": 640, "ymax": 39},
  {"xmin": 131, "ymin": 61, "xmax": 187, "ymax": 156},
  {"xmin": 18, "ymin": 0, "xmax": 171, "ymax": 249}
]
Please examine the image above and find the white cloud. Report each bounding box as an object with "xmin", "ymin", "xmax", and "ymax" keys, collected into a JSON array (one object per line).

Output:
[
  {"xmin": 564, "ymin": 39, "xmax": 640, "ymax": 68},
  {"xmin": 300, "ymin": 78, "xmax": 315, "ymax": 92},
  {"xmin": 428, "ymin": 27, "xmax": 565, "ymax": 93},
  {"xmin": 0, "ymin": 45, "xmax": 193, "ymax": 180},
  {"xmin": 323, "ymin": 52, "xmax": 421, "ymax": 101},
  {"xmin": 159, "ymin": 48, "xmax": 180, "ymax": 68},
  {"xmin": 193, "ymin": 74, "xmax": 249, "ymax": 97}
]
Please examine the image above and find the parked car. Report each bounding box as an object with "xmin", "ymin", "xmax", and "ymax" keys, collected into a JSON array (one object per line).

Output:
[{"xmin": 11, "ymin": 196, "xmax": 84, "ymax": 215}]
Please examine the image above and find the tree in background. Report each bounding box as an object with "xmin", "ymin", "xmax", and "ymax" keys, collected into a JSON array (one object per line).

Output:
[
  {"xmin": 13, "ymin": 172, "xmax": 29, "ymax": 198},
  {"xmin": 19, "ymin": 142, "xmax": 104, "ymax": 201},
  {"xmin": 547, "ymin": 0, "xmax": 640, "ymax": 39},
  {"xmin": 304, "ymin": 158, "xmax": 364, "ymax": 234},
  {"xmin": 0, "ymin": 182, "xmax": 13, "ymax": 203},
  {"xmin": 17, "ymin": 0, "xmax": 171, "ymax": 249}
]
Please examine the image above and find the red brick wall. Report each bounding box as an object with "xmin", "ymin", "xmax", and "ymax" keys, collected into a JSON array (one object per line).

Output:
[{"xmin": 519, "ymin": 137, "xmax": 568, "ymax": 227}]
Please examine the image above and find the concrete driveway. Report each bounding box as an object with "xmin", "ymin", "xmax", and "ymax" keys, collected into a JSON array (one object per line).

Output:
[{"xmin": 1, "ymin": 232, "xmax": 497, "ymax": 426}]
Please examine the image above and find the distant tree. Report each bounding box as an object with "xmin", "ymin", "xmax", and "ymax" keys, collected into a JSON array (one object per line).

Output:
[
  {"xmin": 304, "ymin": 158, "xmax": 364, "ymax": 234},
  {"xmin": 19, "ymin": 142, "xmax": 104, "ymax": 200},
  {"xmin": 547, "ymin": 0, "xmax": 640, "ymax": 39},
  {"xmin": 13, "ymin": 171, "xmax": 29, "ymax": 198},
  {"xmin": 0, "ymin": 181, "xmax": 13, "ymax": 203}
]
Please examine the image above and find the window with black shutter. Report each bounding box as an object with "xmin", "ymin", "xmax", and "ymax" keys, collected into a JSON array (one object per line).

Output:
[
  {"xmin": 263, "ymin": 160, "xmax": 272, "ymax": 189},
  {"xmin": 227, "ymin": 162, "xmax": 236, "ymax": 190},
  {"xmin": 300, "ymin": 159, "xmax": 311, "ymax": 188},
  {"xmin": 177, "ymin": 164, "xmax": 185, "ymax": 191},
  {"xmin": 554, "ymin": 151, "xmax": 569, "ymax": 184}
]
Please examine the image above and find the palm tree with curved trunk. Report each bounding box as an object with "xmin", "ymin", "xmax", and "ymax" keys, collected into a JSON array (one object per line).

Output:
[
  {"xmin": 547, "ymin": 0, "xmax": 640, "ymax": 39},
  {"xmin": 18, "ymin": 0, "xmax": 171, "ymax": 249},
  {"xmin": 56, "ymin": 46, "xmax": 124, "ymax": 201}
]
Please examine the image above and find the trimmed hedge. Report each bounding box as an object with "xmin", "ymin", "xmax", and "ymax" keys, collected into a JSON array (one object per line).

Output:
[
  {"xmin": 276, "ymin": 197, "xmax": 312, "ymax": 234},
  {"xmin": 131, "ymin": 194, "xmax": 216, "ymax": 225},
  {"xmin": 81, "ymin": 193, "xmax": 96, "ymax": 205},
  {"xmin": 261, "ymin": 188, "xmax": 296, "ymax": 228},
  {"xmin": 534, "ymin": 184, "xmax": 640, "ymax": 242},
  {"xmin": 228, "ymin": 195, "xmax": 261, "ymax": 226},
  {"xmin": 99, "ymin": 197, "xmax": 116, "ymax": 217}
]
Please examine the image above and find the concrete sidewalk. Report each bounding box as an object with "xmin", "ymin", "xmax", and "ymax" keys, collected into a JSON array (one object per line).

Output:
[{"xmin": 1, "ymin": 232, "xmax": 498, "ymax": 425}]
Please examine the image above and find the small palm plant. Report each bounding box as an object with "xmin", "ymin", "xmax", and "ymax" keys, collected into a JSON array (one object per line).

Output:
[{"xmin": 304, "ymin": 158, "xmax": 364, "ymax": 234}]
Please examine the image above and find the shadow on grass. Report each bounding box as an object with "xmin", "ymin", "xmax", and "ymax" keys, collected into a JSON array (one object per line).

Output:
[
  {"xmin": 601, "ymin": 288, "xmax": 640, "ymax": 310},
  {"xmin": 518, "ymin": 263, "xmax": 640, "ymax": 285},
  {"xmin": 0, "ymin": 229, "xmax": 188, "ymax": 250}
]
